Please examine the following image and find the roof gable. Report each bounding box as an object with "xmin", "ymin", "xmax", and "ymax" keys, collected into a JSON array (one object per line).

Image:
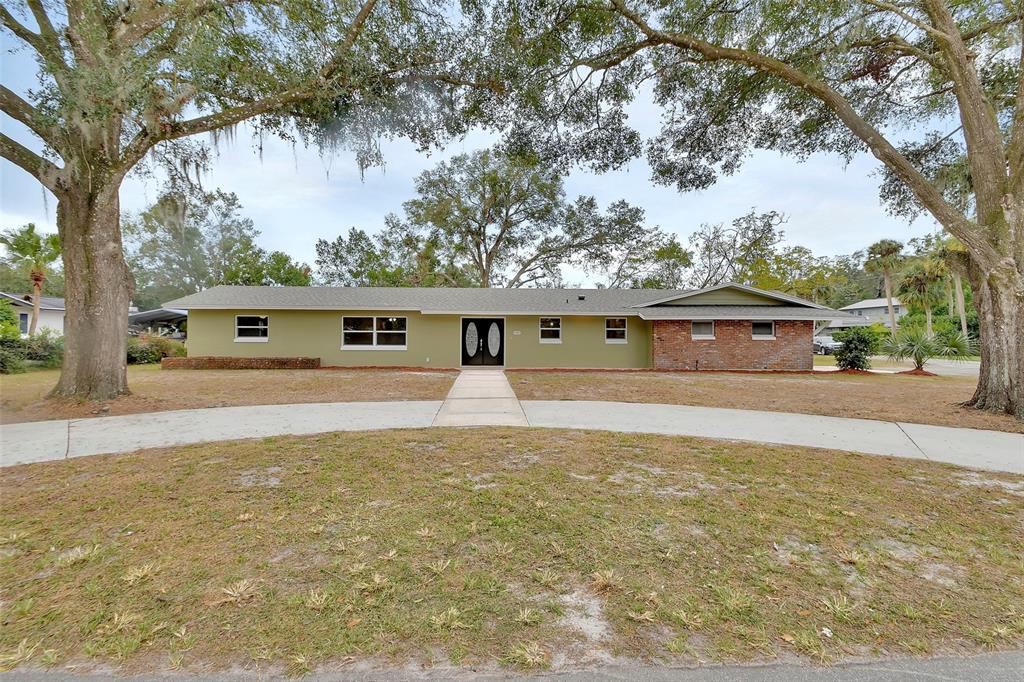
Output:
[{"xmin": 633, "ymin": 283, "xmax": 827, "ymax": 310}]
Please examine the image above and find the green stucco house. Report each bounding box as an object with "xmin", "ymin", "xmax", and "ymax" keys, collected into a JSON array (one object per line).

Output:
[{"xmin": 165, "ymin": 282, "xmax": 849, "ymax": 371}]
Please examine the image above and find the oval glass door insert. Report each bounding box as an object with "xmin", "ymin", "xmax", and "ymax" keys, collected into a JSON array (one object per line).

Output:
[
  {"xmin": 465, "ymin": 322, "xmax": 478, "ymax": 357},
  {"xmin": 487, "ymin": 322, "xmax": 501, "ymax": 357}
]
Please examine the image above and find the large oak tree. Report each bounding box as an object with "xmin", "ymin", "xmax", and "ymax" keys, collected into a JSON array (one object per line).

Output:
[
  {"xmin": 317, "ymin": 147, "xmax": 657, "ymax": 288},
  {"xmin": 1, "ymin": 0, "xmax": 498, "ymax": 398},
  {"xmin": 501, "ymin": 0, "xmax": 1023, "ymax": 418}
]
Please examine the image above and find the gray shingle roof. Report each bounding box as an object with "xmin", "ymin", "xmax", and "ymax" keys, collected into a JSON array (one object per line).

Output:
[
  {"xmin": 0, "ymin": 292, "xmax": 65, "ymax": 310},
  {"xmin": 166, "ymin": 286, "xmax": 683, "ymax": 314},
  {"xmin": 165, "ymin": 285, "xmax": 845, "ymax": 319}
]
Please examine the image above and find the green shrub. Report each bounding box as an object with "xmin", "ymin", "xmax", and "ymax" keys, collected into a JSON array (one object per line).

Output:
[
  {"xmin": 126, "ymin": 337, "xmax": 162, "ymax": 364},
  {"xmin": 0, "ymin": 337, "xmax": 26, "ymax": 374},
  {"xmin": 833, "ymin": 327, "xmax": 882, "ymax": 371},
  {"xmin": 0, "ymin": 300, "xmax": 19, "ymax": 341},
  {"xmin": 143, "ymin": 335, "xmax": 186, "ymax": 359},
  {"xmin": 22, "ymin": 330, "xmax": 64, "ymax": 367}
]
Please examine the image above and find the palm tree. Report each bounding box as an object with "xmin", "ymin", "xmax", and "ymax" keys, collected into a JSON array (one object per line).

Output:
[
  {"xmin": 884, "ymin": 327, "xmax": 975, "ymax": 373},
  {"xmin": 935, "ymin": 237, "xmax": 971, "ymax": 337},
  {"xmin": 0, "ymin": 224, "xmax": 62, "ymax": 335},
  {"xmin": 897, "ymin": 260, "xmax": 945, "ymax": 336},
  {"xmin": 864, "ymin": 239, "xmax": 904, "ymax": 335}
]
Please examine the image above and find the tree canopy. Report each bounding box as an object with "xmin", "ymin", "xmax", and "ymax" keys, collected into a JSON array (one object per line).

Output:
[
  {"xmin": 316, "ymin": 148, "xmax": 661, "ymax": 288},
  {"xmin": 124, "ymin": 190, "xmax": 310, "ymax": 310},
  {"xmin": 0, "ymin": 0, "xmax": 505, "ymax": 399}
]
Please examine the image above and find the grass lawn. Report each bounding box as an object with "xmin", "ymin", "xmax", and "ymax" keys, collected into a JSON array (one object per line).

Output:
[
  {"xmin": 0, "ymin": 365, "xmax": 457, "ymax": 424},
  {"xmin": 1, "ymin": 429, "xmax": 1022, "ymax": 674},
  {"xmin": 508, "ymin": 371, "xmax": 1022, "ymax": 433}
]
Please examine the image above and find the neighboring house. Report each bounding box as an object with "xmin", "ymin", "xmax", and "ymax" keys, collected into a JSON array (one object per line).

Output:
[
  {"xmin": 839, "ymin": 297, "xmax": 904, "ymax": 328},
  {"xmin": 129, "ymin": 308, "xmax": 187, "ymax": 338},
  {"xmin": 0, "ymin": 292, "xmax": 65, "ymax": 335},
  {"xmin": 165, "ymin": 283, "xmax": 851, "ymax": 371},
  {"xmin": 814, "ymin": 316, "xmax": 874, "ymax": 338}
]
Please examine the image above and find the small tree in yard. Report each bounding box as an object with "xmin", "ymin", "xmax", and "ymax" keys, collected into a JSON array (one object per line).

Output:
[
  {"xmin": 1, "ymin": 0, "xmax": 500, "ymax": 400},
  {"xmin": 0, "ymin": 223, "xmax": 61, "ymax": 334},
  {"xmin": 833, "ymin": 328, "xmax": 882, "ymax": 372},
  {"xmin": 885, "ymin": 327, "xmax": 976, "ymax": 374}
]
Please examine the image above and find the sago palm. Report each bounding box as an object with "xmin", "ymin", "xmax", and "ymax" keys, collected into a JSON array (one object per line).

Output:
[
  {"xmin": 0, "ymin": 224, "xmax": 62, "ymax": 335},
  {"xmin": 884, "ymin": 327, "xmax": 975, "ymax": 372}
]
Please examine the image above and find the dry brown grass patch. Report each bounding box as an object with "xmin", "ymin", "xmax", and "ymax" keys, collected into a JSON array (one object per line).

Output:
[
  {"xmin": 1, "ymin": 428, "xmax": 1022, "ymax": 674},
  {"xmin": 0, "ymin": 365, "xmax": 456, "ymax": 424},
  {"xmin": 508, "ymin": 371, "xmax": 1022, "ymax": 433}
]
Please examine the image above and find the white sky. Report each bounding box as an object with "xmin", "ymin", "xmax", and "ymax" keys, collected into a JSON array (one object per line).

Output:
[{"xmin": 1, "ymin": 29, "xmax": 937, "ymax": 285}]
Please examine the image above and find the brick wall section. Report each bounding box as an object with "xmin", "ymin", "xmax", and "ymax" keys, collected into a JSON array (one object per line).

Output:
[
  {"xmin": 652, "ymin": 320, "xmax": 813, "ymax": 371},
  {"xmin": 162, "ymin": 356, "xmax": 320, "ymax": 370}
]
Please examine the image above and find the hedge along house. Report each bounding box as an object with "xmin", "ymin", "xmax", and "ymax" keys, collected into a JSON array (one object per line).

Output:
[{"xmin": 164, "ymin": 283, "xmax": 851, "ymax": 371}]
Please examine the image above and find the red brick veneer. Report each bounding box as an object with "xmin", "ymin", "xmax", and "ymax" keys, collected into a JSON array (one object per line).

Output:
[
  {"xmin": 161, "ymin": 356, "xmax": 320, "ymax": 370},
  {"xmin": 652, "ymin": 320, "xmax": 813, "ymax": 371}
]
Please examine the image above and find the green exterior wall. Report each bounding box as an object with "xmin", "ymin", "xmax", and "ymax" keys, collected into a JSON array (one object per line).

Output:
[
  {"xmin": 503, "ymin": 315, "xmax": 650, "ymax": 368},
  {"xmin": 185, "ymin": 309, "xmax": 652, "ymax": 369}
]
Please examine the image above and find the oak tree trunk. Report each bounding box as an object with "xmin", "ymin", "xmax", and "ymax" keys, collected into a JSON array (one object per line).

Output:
[
  {"xmin": 51, "ymin": 185, "xmax": 134, "ymax": 400},
  {"xmin": 965, "ymin": 259, "xmax": 1023, "ymax": 419}
]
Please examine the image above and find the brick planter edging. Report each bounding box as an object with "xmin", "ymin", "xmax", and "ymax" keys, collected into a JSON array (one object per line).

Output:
[{"xmin": 161, "ymin": 356, "xmax": 321, "ymax": 370}]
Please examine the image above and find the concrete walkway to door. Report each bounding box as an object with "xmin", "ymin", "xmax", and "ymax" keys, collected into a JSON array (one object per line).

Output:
[{"xmin": 432, "ymin": 369, "xmax": 529, "ymax": 427}]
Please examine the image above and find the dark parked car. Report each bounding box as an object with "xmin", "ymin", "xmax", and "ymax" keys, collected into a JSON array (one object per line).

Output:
[{"xmin": 813, "ymin": 336, "xmax": 843, "ymax": 355}]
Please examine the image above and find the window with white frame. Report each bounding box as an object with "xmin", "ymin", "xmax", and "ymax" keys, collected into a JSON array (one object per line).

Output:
[
  {"xmin": 342, "ymin": 316, "xmax": 407, "ymax": 349},
  {"xmin": 235, "ymin": 315, "xmax": 269, "ymax": 342},
  {"xmin": 752, "ymin": 321, "xmax": 775, "ymax": 339},
  {"xmin": 539, "ymin": 317, "xmax": 561, "ymax": 343},
  {"xmin": 691, "ymin": 320, "xmax": 715, "ymax": 339},
  {"xmin": 605, "ymin": 317, "xmax": 627, "ymax": 343},
  {"xmin": 18, "ymin": 312, "xmax": 28, "ymax": 334}
]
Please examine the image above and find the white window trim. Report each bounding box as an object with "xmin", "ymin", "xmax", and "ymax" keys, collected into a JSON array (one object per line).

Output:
[
  {"xmin": 752, "ymin": 320, "xmax": 776, "ymax": 340},
  {"xmin": 539, "ymin": 317, "xmax": 562, "ymax": 344},
  {"xmin": 234, "ymin": 315, "xmax": 269, "ymax": 343},
  {"xmin": 341, "ymin": 315, "xmax": 408, "ymax": 351},
  {"xmin": 604, "ymin": 317, "xmax": 628, "ymax": 344},
  {"xmin": 691, "ymin": 320, "xmax": 715, "ymax": 340}
]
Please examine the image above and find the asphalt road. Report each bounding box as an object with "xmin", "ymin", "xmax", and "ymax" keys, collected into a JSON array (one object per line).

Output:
[{"xmin": 6, "ymin": 651, "xmax": 1024, "ymax": 681}]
